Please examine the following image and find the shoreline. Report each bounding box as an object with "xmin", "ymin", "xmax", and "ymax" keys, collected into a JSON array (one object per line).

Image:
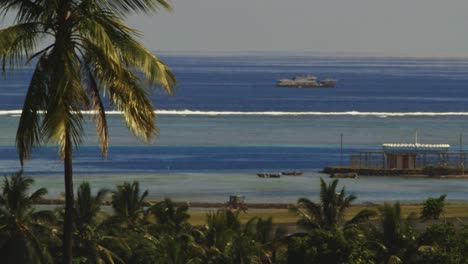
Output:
[
  {"xmin": 36, "ymin": 198, "xmax": 292, "ymax": 209},
  {"xmin": 35, "ymin": 198, "xmax": 468, "ymax": 209}
]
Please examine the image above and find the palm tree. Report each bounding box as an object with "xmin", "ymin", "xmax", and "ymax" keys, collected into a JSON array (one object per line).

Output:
[
  {"xmin": 73, "ymin": 182, "xmax": 129, "ymax": 263},
  {"xmin": 0, "ymin": 171, "xmax": 58, "ymax": 263},
  {"xmin": 148, "ymin": 197, "xmax": 191, "ymax": 235},
  {"xmin": 153, "ymin": 234, "xmax": 205, "ymax": 264},
  {"xmin": 203, "ymin": 209, "xmax": 242, "ymax": 252},
  {"xmin": 110, "ymin": 181, "xmax": 149, "ymax": 230},
  {"xmin": 200, "ymin": 209, "xmax": 267, "ymax": 263},
  {"xmin": 374, "ymin": 202, "xmax": 418, "ymax": 263},
  {"xmin": 0, "ymin": 1, "xmax": 176, "ymax": 262},
  {"xmin": 292, "ymin": 178, "xmax": 376, "ymax": 231},
  {"xmin": 253, "ymin": 216, "xmax": 287, "ymax": 263},
  {"xmin": 289, "ymin": 179, "xmax": 378, "ymax": 263}
]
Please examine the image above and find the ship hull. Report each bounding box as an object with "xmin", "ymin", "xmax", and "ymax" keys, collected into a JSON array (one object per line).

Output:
[{"xmin": 276, "ymin": 76, "xmax": 336, "ymax": 88}]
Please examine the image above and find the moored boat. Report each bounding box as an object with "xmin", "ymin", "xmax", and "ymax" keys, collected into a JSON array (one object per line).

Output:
[
  {"xmin": 257, "ymin": 173, "xmax": 281, "ymax": 178},
  {"xmin": 281, "ymin": 171, "xmax": 303, "ymax": 176},
  {"xmin": 330, "ymin": 172, "xmax": 358, "ymax": 179}
]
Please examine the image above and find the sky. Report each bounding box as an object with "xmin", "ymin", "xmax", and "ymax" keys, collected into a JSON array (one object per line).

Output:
[
  {"xmin": 126, "ymin": 0, "xmax": 468, "ymax": 57},
  {"xmin": 1, "ymin": 0, "xmax": 467, "ymax": 56}
]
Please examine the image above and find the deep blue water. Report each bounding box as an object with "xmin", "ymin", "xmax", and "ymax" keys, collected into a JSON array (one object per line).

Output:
[
  {"xmin": 2, "ymin": 54, "xmax": 468, "ymax": 202},
  {"xmin": 3, "ymin": 54, "xmax": 468, "ymax": 112},
  {"xmin": 0, "ymin": 145, "xmax": 355, "ymax": 174}
]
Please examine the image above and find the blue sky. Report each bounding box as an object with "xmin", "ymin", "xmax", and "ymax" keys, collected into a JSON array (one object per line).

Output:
[{"xmin": 126, "ymin": 0, "xmax": 468, "ymax": 56}]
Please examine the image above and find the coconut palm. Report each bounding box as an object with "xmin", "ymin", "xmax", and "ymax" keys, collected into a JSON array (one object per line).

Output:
[
  {"xmin": 110, "ymin": 181, "xmax": 149, "ymax": 230},
  {"xmin": 0, "ymin": 1, "xmax": 176, "ymax": 262},
  {"xmin": 203, "ymin": 209, "xmax": 242, "ymax": 252},
  {"xmin": 148, "ymin": 197, "xmax": 191, "ymax": 235},
  {"xmin": 292, "ymin": 178, "xmax": 376, "ymax": 231},
  {"xmin": 374, "ymin": 202, "xmax": 418, "ymax": 263},
  {"xmin": 73, "ymin": 181, "xmax": 129, "ymax": 264},
  {"xmin": 0, "ymin": 171, "xmax": 58, "ymax": 263},
  {"xmin": 153, "ymin": 234, "xmax": 205, "ymax": 264},
  {"xmin": 253, "ymin": 216, "xmax": 287, "ymax": 263},
  {"xmin": 200, "ymin": 209, "xmax": 267, "ymax": 263},
  {"xmin": 74, "ymin": 182, "xmax": 108, "ymax": 228}
]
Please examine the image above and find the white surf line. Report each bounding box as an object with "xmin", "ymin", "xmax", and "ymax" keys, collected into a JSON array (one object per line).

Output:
[{"xmin": 2, "ymin": 110, "xmax": 468, "ymax": 116}]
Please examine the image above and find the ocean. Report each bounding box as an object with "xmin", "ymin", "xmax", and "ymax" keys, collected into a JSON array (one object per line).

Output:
[{"xmin": 1, "ymin": 53, "xmax": 468, "ymax": 204}]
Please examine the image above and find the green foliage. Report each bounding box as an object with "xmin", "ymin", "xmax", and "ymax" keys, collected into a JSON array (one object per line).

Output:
[
  {"xmin": 73, "ymin": 182, "xmax": 129, "ymax": 264},
  {"xmin": 148, "ymin": 198, "xmax": 191, "ymax": 235},
  {"xmin": 415, "ymin": 223, "xmax": 468, "ymax": 264},
  {"xmin": 3, "ymin": 177, "xmax": 468, "ymax": 263},
  {"xmin": 292, "ymin": 178, "xmax": 376, "ymax": 231},
  {"xmin": 420, "ymin": 194, "xmax": 447, "ymax": 221},
  {"xmin": 109, "ymin": 181, "xmax": 149, "ymax": 231},
  {"xmin": 287, "ymin": 236, "xmax": 317, "ymax": 264},
  {"xmin": 374, "ymin": 202, "xmax": 418, "ymax": 263},
  {"xmin": 0, "ymin": 171, "xmax": 58, "ymax": 264}
]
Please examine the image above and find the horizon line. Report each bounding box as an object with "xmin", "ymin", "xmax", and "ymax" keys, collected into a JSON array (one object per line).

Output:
[{"xmin": 152, "ymin": 50, "xmax": 468, "ymax": 59}]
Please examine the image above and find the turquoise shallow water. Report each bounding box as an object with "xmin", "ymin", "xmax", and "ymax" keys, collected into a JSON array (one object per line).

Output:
[
  {"xmin": 0, "ymin": 113, "xmax": 467, "ymax": 203},
  {"xmin": 32, "ymin": 171, "xmax": 468, "ymax": 204}
]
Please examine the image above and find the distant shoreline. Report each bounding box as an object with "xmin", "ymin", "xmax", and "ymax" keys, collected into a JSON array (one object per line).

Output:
[
  {"xmin": 35, "ymin": 199, "xmax": 468, "ymax": 209},
  {"xmin": 36, "ymin": 198, "xmax": 292, "ymax": 209}
]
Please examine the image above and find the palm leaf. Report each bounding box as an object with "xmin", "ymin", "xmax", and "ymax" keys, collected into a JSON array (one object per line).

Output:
[
  {"xmin": 94, "ymin": 0, "xmax": 173, "ymax": 16},
  {"xmin": 15, "ymin": 54, "xmax": 49, "ymax": 165},
  {"xmin": 0, "ymin": 22, "xmax": 44, "ymax": 72},
  {"xmin": 0, "ymin": 1, "xmax": 45, "ymax": 22},
  {"xmin": 82, "ymin": 64, "xmax": 109, "ymax": 156},
  {"xmin": 346, "ymin": 208, "xmax": 377, "ymax": 226}
]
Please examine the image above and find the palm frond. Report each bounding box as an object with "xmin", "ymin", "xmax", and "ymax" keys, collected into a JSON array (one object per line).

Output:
[
  {"xmin": 0, "ymin": 22, "xmax": 44, "ymax": 72},
  {"xmin": 80, "ymin": 38, "xmax": 158, "ymax": 142},
  {"xmin": 346, "ymin": 208, "xmax": 377, "ymax": 226},
  {"xmin": 94, "ymin": 0, "xmax": 173, "ymax": 16},
  {"xmin": 15, "ymin": 55, "xmax": 50, "ymax": 165},
  {"xmin": 83, "ymin": 64, "xmax": 109, "ymax": 157},
  {"xmin": 0, "ymin": 1, "xmax": 46, "ymax": 22},
  {"xmin": 110, "ymin": 70, "xmax": 157, "ymax": 142},
  {"xmin": 78, "ymin": 9, "xmax": 176, "ymax": 91},
  {"xmin": 41, "ymin": 50, "xmax": 87, "ymax": 157},
  {"xmin": 28, "ymin": 188, "xmax": 47, "ymax": 203},
  {"xmin": 30, "ymin": 210, "xmax": 56, "ymax": 223}
]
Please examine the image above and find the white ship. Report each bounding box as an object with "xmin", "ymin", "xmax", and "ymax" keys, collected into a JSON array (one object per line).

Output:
[{"xmin": 276, "ymin": 75, "xmax": 337, "ymax": 88}]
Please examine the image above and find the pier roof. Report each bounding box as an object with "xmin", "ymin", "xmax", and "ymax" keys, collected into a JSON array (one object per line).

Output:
[
  {"xmin": 382, "ymin": 143, "xmax": 450, "ymax": 153},
  {"xmin": 382, "ymin": 143, "xmax": 450, "ymax": 148}
]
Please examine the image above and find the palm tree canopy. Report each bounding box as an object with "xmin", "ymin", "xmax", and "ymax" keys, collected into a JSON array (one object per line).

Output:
[
  {"xmin": 149, "ymin": 197, "xmax": 191, "ymax": 234},
  {"xmin": 74, "ymin": 181, "xmax": 108, "ymax": 227},
  {"xmin": 111, "ymin": 181, "xmax": 148, "ymax": 221},
  {"xmin": 293, "ymin": 178, "xmax": 376, "ymax": 231},
  {"xmin": 0, "ymin": 170, "xmax": 48, "ymax": 219},
  {"xmin": 0, "ymin": 0, "xmax": 177, "ymax": 165},
  {"xmin": 0, "ymin": 171, "xmax": 56, "ymax": 264}
]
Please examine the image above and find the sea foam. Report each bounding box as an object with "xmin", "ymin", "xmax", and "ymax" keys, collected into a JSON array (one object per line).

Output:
[{"xmin": 3, "ymin": 109, "xmax": 468, "ymax": 117}]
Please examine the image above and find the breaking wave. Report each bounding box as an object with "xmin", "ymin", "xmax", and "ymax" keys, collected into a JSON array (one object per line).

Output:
[{"xmin": 3, "ymin": 109, "xmax": 468, "ymax": 117}]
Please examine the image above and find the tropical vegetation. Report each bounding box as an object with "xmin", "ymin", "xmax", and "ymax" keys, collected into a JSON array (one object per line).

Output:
[{"xmin": 1, "ymin": 172, "xmax": 467, "ymax": 263}]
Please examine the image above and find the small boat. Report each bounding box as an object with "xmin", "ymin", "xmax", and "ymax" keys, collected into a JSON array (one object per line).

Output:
[
  {"xmin": 257, "ymin": 173, "xmax": 281, "ymax": 178},
  {"xmin": 281, "ymin": 171, "xmax": 303, "ymax": 176},
  {"xmin": 330, "ymin": 172, "xmax": 358, "ymax": 179}
]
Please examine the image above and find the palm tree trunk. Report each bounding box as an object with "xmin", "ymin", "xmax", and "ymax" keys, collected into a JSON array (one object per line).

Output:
[{"xmin": 63, "ymin": 128, "xmax": 74, "ymax": 264}]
